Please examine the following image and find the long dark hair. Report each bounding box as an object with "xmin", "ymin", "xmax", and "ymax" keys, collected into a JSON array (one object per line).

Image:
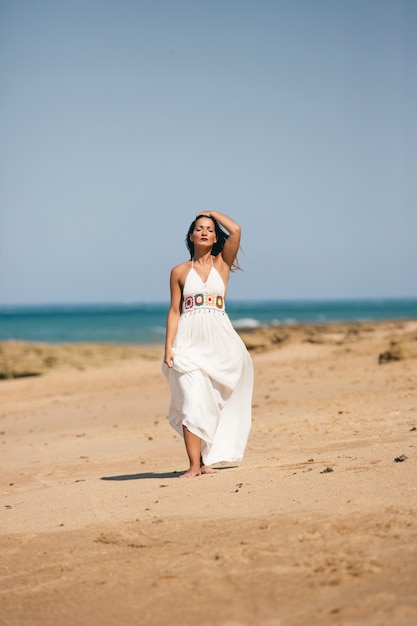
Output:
[{"xmin": 186, "ymin": 214, "xmax": 241, "ymax": 271}]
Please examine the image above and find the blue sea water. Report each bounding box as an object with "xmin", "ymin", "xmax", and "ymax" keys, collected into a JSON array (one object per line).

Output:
[{"xmin": 0, "ymin": 299, "xmax": 416, "ymax": 345}]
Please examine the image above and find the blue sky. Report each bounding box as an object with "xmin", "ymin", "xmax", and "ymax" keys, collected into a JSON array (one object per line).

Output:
[{"xmin": 1, "ymin": 0, "xmax": 416, "ymax": 304}]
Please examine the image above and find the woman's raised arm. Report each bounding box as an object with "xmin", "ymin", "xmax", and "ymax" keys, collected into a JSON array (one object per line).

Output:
[{"xmin": 209, "ymin": 211, "xmax": 241, "ymax": 268}]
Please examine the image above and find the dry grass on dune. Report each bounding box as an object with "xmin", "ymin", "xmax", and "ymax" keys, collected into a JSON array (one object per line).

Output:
[
  {"xmin": 1, "ymin": 319, "xmax": 416, "ymax": 380},
  {"xmin": 239, "ymin": 319, "xmax": 417, "ymax": 360},
  {"xmin": 0, "ymin": 340, "xmax": 163, "ymax": 380}
]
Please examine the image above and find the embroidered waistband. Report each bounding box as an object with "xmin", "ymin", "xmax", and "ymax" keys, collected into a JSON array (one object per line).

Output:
[{"xmin": 182, "ymin": 292, "xmax": 225, "ymax": 313}]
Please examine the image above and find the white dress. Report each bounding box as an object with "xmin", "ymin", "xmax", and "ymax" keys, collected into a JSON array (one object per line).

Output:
[{"xmin": 163, "ymin": 262, "xmax": 253, "ymax": 466}]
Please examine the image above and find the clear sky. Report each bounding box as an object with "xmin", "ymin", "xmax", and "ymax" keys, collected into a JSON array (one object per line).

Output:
[{"xmin": 1, "ymin": 0, "xmax": 416, "ymax": 304}]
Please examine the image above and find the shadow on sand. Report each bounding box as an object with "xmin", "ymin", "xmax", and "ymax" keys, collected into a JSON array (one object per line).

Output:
[{"xmin": 101, "ymin": 466, "xmax": 238, "ymax": 481}]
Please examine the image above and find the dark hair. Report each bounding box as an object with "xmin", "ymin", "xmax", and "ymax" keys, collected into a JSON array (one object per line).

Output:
[{"xmin": 186, "ymin": 214, "xmax": 241, "ymax": 271}]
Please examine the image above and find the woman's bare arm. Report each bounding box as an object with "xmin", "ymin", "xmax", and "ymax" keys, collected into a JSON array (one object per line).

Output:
[
  {"xmin": 209, "ymin": 210, "xmax": 241, "ymax": 268},
  {"xmin": 164, "ymin": 266, "xmax": 183, "ymax": 367}
]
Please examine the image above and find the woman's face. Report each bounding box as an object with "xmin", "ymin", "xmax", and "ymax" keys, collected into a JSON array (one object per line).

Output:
[{"xmin": 191, "ymin": 218, "xmax": 217, "ymax": 247}]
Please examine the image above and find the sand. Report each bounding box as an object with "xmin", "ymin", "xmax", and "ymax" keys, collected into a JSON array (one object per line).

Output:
[{"xmin": 1, "ymin": 320, "xmax": 416, "ymax": 626}]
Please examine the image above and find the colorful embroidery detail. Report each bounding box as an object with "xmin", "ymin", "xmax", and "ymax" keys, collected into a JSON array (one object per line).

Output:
[
  {"xmin": 182, "ymin": 292, "xmax": 225, "ymax": 313},
  {"xmin": 184, "ymin": 295, "xmax": 194, "ymax": 310}
]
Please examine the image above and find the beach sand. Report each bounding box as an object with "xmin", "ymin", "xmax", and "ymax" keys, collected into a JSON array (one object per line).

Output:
[{"xmin": 1, "ymin": 320, "xmax": 417, "ymax": 625}]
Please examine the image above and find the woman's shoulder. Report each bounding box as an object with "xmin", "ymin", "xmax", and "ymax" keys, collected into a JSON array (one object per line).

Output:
[
  {"xmin": 170, "ymin": 260, "xmax": 192, "ymax": 279},
  {"xmin": 213, "ymin": 253, "xmax": 230, "ymax": 272},
  {"xmin": 213, "ymin": 253, "xmax": 231, "ymax": 286}
]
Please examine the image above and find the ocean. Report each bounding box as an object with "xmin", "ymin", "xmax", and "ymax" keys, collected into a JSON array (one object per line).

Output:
[{"xmin": 0, "ymin": 299, "xmax": 416, "ymax": 345}]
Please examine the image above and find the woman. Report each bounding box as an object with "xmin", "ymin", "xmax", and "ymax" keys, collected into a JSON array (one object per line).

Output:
[{"xmin": 163, "ymin": 211, "xmax": 253, "ymax": 478}]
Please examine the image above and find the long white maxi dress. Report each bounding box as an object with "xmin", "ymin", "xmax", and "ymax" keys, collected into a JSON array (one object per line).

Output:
[{"xmin": 163, "ymin": 261, "xmax": 253, "ymax": 466}]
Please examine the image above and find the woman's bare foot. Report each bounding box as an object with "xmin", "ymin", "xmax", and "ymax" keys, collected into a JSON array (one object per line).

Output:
[
  {"xmin": 179, "ymin": 464, "xmax": 218, "ymax": 478},
  {"xmin": 179, "ymin": 467, "xmax": 201, "ymax": 478},
  {"xmin": 201, "ymin": 465, "xmax": 218, "ymax": 475}
]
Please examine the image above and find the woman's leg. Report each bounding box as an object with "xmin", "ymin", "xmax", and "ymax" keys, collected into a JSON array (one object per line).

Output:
[
  {"xmin": 181, "ymin": 426, "xmax": 218, "ymax": 477},
  {"xmin": 181, "ymin": 426, "xmax": 202, "ymax": 477}
]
